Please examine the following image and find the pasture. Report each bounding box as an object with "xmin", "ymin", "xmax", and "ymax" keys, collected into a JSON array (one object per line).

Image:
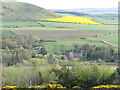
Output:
[
  {"xmin": 93, "ymin": 14, "xmax": 118, "ymax": 25},
  {"xmin": 2, "ymin": 20, "xmax": 41, "ymax": 28},
  {"xmin": 45, "ymin": 39, "xmax": 111, "ymax": 53},
  {"xmin": 96, "ymin": 34, "xmax": 118, "ymax": 45},
  {"xmin": 1, "ymin": 29, "xmax": 16, "ymax": 37}
]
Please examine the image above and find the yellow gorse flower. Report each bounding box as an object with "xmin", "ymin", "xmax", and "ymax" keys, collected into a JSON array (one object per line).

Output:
[
  {"xmin": 92, "ymin": 85, "xmax": 120, "ymax": 89},
  {"xmin": 47, "ymin": 84, "xmax": 66, "ymax": 89},
  {"xmin": 2, "ymin": 85, "xmax": 18, "ymax": 90}
]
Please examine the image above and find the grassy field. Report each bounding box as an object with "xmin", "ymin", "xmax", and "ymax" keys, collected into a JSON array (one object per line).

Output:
[
  {"xmin": 1, "ymin": 29, "xmax": 17, "ymax": 37},
  {"xmin": 2, "ymin": 20, "xmax": 42, "ymax": 28},
  {"xmin": 37, "ymin": 21, "xmax": 117, "ymax": 33},
  {"xmin": 2, "ymin": 20, "xmax": 117, "ymax": 33},
  {"xmin": 96, "ymin": 34, "xmax": 118, "ymax": 45},
  {"xmin": 45, "ymin": 39, "xmax": 112, "ymax": 53},
  {"xmin": 93, "ymin": 14, "xmax": 118, "ymax": 25},
  {"xmin": 3, "ymin": 21, "xmax": 117, "ymax": 35}
]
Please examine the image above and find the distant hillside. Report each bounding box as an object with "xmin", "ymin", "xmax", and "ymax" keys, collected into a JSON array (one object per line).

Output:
[
  {"xmin": 51, "ymin": 8, "xmax": 117, "ymax": 14},
  {"xmin": 1, "ymin": 2, "xmax": 58, "ymax": 20},
  {"xmin": 55, "ymin": 11, "xmax": 90, "ymax": 16}
]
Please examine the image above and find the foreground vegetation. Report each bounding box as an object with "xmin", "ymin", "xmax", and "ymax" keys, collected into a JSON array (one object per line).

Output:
[
  {"xmin": 1, "ymin": 64, "xmax": 120, "ymax": 89},
  {"xmin": 1, "ymin": 36, "xmax": 119, "ymax": 89},
  {"xmin": 1, "ymin": 2, "xmax": 119, "ymax": 89}
]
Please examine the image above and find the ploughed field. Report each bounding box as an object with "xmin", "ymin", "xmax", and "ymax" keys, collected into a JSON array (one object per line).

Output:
[{"xmin": 12, "ymin": 30, "xmax": 102, "ymax": 39}]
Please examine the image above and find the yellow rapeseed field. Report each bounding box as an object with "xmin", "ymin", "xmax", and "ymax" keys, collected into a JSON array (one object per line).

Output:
[{"xmin": 42, "ymin": 16, "xmax": 102, "ymax": 24}]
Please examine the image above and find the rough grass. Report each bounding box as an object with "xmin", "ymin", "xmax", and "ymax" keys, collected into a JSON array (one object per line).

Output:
[{"xmin": 2, "ymin": 2, "xmax": 57, "ymax": 20}]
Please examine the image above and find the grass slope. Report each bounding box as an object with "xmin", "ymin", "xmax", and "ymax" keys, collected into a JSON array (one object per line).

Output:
[{"xmin": 1, "ymin": 2, "xmax": 58, "ymax": 20}]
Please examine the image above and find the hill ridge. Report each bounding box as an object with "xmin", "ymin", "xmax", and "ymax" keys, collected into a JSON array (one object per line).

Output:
[{"xmin": 1, "ymin": 2, "xmax": 58, "ymax": 20}]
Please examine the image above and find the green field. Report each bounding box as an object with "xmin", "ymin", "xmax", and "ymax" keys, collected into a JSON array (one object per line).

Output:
[
  {"xmin": 2, "ymin": 20, "xmax": 117, "ymax": 33},
  {"xmin": 37, "ymin": 21, "xmax": 117, "ymax": 33},
  {"xmin": 45, "ymin": 39, "xmax": 112, "ymax": 53},
  {"xmin": 1, "ymin": 29, "xmax": 17, "ymax": 37},
  {"xmin": 3, "ymin": 21, "xmax": 117, "ymax": 34},
  {"xmin": 93, "ymin": 14, "xmax": 118, "ymax": 24},
  {"xmin": 96, "ymin": 34, "xmax": 118, "ymax": 45},
  {"xmin": 2, "ymin": 20, "xmax": 42, "ymax": 28}
]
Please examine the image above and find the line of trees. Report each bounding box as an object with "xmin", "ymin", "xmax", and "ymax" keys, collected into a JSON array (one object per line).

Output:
[{"xmin": 52, "ymin": 44, "xmax": 118, "ymax": 62}]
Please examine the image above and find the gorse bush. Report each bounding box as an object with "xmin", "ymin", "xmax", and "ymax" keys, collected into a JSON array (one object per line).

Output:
[
  {"xmin": 2, "ymin": 85, "xmax": 120, "ymax": 89},
  {"xmin": 91, "ymin": 85, "xmax": 120, "ymax": 89},
  {"xmin": 1, "ymin": 84, "xmax": 66, "ymax": 89}
]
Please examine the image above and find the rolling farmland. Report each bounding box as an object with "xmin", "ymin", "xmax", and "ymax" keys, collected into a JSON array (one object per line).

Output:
[
  {"xmin": 1, "ymin": 2, "xmax": 119, "ymax": 89},
  {"xmin": 2, "ymin": 19, "xmax": 118, "ymax": 51}
]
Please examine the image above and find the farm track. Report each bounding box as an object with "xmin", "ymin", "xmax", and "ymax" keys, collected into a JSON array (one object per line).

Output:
[{"xmin": 101, "ymin": 40, "xmax": 118, "ymax": 48}]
